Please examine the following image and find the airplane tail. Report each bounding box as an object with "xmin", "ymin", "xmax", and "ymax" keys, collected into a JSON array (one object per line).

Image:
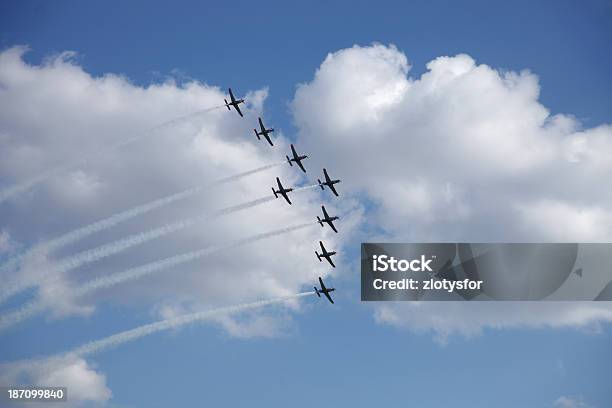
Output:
[
  {"xmin": 272, "ymin": 188, "xmax": 278, "ymax": 198},
  {"xmin": 224, "ymin": 99, "xmax": 230, "ymax": 110},
  {"xmin": 317, "ymin": 216, "xmax": 323, "ymax": 226},
  {"xmin": 316, "ymin": 251, "xmax": 322, "ymax": 262},
  {"xmin": 317, "ymin": 180, "xmax": 324, "ymax": 190},
  {"xmin": 286, "ymin": 155, "xmax": 292, "ymax": 165},
  {"xmin": 315, "ymin": 287, "xmax": 321, "ymax": 297},
  {"xmin": 253, "ymin": 129, "xmax": 261, "ymax": 140}
]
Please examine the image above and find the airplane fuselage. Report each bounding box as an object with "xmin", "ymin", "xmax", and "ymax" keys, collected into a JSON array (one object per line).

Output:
[
  {"xmin": 272, "ymin": 185, "xmax": 293, "ymax": 204},
  {"xmin": 288, "ymin": 155, "xmax": 307, "ymax": 165},
  {"xmin": 319, "ymin": 179, "xmax": 340, "ymax": 189},
  {"xmin": 315, "ymin": 277, "xmax": 335, "ymax": 303},
  {"xmin": 226, "ymin": 99, "xmax": 244, "ymax": 107},
  {"xmin": 317, "ymin": 250, "xmax": 336, "ymax": 259},
  {"xmin": 315, "ymin": 287, "xmax": 335, "ymax": 295}
]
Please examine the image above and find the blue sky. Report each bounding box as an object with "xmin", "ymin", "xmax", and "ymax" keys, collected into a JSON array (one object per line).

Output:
[
  {"xmin": 2, "ymin": 0, "xmax": 611, "ymax": 129},
  {"xmin": 1, "ymin": 1, "xmax": 612, "ymax": 407}
]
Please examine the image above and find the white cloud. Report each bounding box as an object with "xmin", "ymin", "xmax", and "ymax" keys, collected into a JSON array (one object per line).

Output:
[
  {"xmin": 0, "ymin": 46, "xmax": 359, "ymax": 326},
  {"xmin": 212, "ymin": 311, "xmax": 296, "ymax": 339},
  {"xmin": 554, "ymin": 396, "xmax": 593, "ymax": 408},
  {"xmin": 292, "ymin": 44, "xmax": 612, "ymax": 241},
  {"xmin": 374, "ymin": 302, "xmax": 612, "ymax": 344},
  {"xmin": 0, "ymin": 229, "xmax": 16, "ymax": 255},
  {"xmin": 516, "ymin": 200, "xmax": 612, "ymax": 242},
  {"xmin": 0, "ymin": 357, "xmax": 112, "ymax": 406},
  {"xmin": 292, "ymin": 43, "xmax": 612, "ymax": 336}
]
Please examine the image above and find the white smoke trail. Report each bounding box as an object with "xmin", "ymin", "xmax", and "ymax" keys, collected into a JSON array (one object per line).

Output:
[
  {"xmin": 1, "ymin": 292, "xmax": 314, "ymax": 377},
  {"xmin": 0, "ymin": 161, "xmax": 285, "ymax": 281},
  {"xmin": 75, "ymin": 221, "xmax": 317, "ymax": 294},
  {"xmin": 292, "ymin": 183, "xmax": 319, "ymax": 193},
  {"xmin": 0, "ymin": 300, "xmax": 45, "ymax": 331},
  {"xmin": 214, "ymin": 161, "xmax": 285, "ymax": 184},
  {"xmin": 0, "ymin": 178, "xmax": 312, "ymax": 305},
  {"xmin": 0, "ymin": 222, "xmax": 318, "ymax": 331},
  {"xmin": 0, "ymin": 192, "xmax": 279, "ymax": 305},
  {"xmin": 0, "ymin": 105, "xmax": 224, "ymax": 205},
  {"xmin": 72, "ymin": 292, "xmax": 314, "ymax": 357}
]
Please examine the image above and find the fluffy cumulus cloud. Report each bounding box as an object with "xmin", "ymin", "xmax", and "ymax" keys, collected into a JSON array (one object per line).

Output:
[
  {"xmin": 0, "ymin": 45, "xmax": 360, "ymax": 395},
  {"xmin": 0, "ymin": 46, "xmax": 357, "ymax": 310},
  {"xmin": 292, "ymin": 44, "xmax": 612, "ymax": 337},
  {"xmin": 374, "ymin": 302, "xmax": 612, "ymax": 344},
  {"xmin": 0, "ymin": 357, "xmax": 111, "ymax": 406}
]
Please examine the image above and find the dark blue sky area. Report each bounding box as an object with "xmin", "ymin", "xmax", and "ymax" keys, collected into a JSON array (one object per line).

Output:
[{"xmin": 1, "ymin": 0, "xmax": 610, "ymax": 132}]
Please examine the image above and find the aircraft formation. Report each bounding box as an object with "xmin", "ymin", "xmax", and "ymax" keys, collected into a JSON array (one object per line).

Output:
[{"xmin": 225, "ymin": 88, "xmax": 340, "ymax": 303}]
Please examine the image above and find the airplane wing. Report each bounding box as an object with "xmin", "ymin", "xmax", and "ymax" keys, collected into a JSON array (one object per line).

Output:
[
  {"xmin": 328, "ymin": 183, "xmax": 339, "ymax": 197},
  {"xmin": 229, "ymin": 88, "xmax": 236, "ymax": 103},
  {"xmin": 234, "ymin": 104, "xmax": 244, "ymax": 117},
  {"xmin": 319, "ymin": 277, "xmax": 326, "ymax": 291},
  {"xmin": 276, "ymin": 177, "xmax": 284, "ymax": 191},
  {"xmin": 264, "ymin": 133, "xmax": 274, "ymax": 146},
  {"xmin": 326, "ymin": 256, "xmax": 336, "ymax": 268},
  {"xmin": 319, "ymin": 241, "xmax": 326, "ymax": 252},
  {"xmin": 281, "ymin": 191, "xmax": 292, "ymax": 204},
  {"xmin": 296, "ymin": 159, "xmax": 306, "ymax": 173},
  {"xmin": 322, "ymin": 206, "xmax": 329, "ymax": 218},
  {"xmin": 323, "ymin": 168, "xmax": 331, "ymax": 184},
  {"xmin": 328, "ymin": 220, "xmax": 338, "ymax": 233},
  {"xmin": 259, "ymin": 117, "xmax": 265, "ymax": 132},
  {"xmin": 291, "ymin": 144, "xmax": 298, "ymax": 159},
  {"xmin": 324, "ymin": 291, "xmax": 334, "ymax": 304}
]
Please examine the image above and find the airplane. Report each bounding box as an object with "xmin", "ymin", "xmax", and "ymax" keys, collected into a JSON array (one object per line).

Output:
[
  {"xmin": 314, "ymin": 276, "xmax": 335, "ymax": 304},
  {"xmin": 224, "ymin": 88, "xmax": 245, "ymax": 117},
  {"xmin": 286, "ymin": 144, "xmax": 308, "ymax": 173},
  {"xmin": 317, "ymin": 205, "xmax": 339, "ymax": 233},
  {"xmin": 272, "ymin": 177, "xmax": 293, "ymax": 205},
  {"xmin": 315, "ymin": 240, "xmax": 337, "ymax": 268},
  {"xmin": 317, "ymin": 168, "xmax": 341, "ymax": 197},
  {"xmin": 254, "ymin": 117, "xmax": 274, "ymax": 146}
]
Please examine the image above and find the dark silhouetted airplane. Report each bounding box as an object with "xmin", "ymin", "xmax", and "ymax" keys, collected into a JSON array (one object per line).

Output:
[
  {"xmin": 315, "ymin": 241, "xmax": 337, "ymax": 267},
  {"xmin": 272, "ymin": 177, "xmax": 293, "ymax": 205},
  {"xmin": 286, "ymin": 144, "xmax": 308, "ymax": 172},
  {"xmin": 224, "ymin": 88, "xmax": 245, "ymax": 117},
  {"xmin": 254, "ymin": 117, "xmax": 274, "ymax": 146},
  {"xmin": 315, "ymin": 277, "xmax": 335, "ymax": 304},
  {"xmin": 317, "ymin": 205, "xmax": 339, "ymax": 233},
  {"xmin": 318, "ymin": 168, "xmax": 341, "ymax": 197}
]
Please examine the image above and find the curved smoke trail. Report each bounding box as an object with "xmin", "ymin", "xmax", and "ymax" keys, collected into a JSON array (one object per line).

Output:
[
  {"xmin": 0, "ymin": 105, "xmax": 224, "ymax": 205},
  {"xmin": 0, "ymin": 292, "xmax": 314, "ymax": 376},
  {"xmin": 0, "ymin": 160, "xmax": 285, "ymax": 281},
  {"xmin": 0, "ymin": 191, "xmax": 279, "ymax": 305},
  {"xmin": 72, "ymin": 292, "xmax": 314, "ymax": 357},
  {"xmin": 0, "ymin": 221, "xmax": 318, "ymax": 331}
]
